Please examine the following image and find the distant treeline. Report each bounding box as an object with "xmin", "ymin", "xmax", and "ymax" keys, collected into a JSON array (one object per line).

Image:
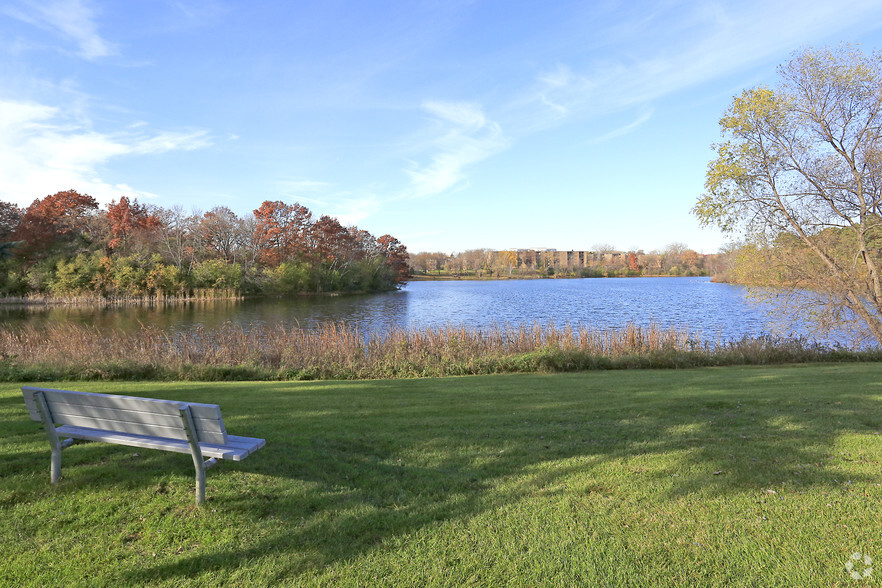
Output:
[
  {"xmin": 410, "ymin": 244, "xmax": 722, "ymax": 279},
  {"xmin": 0, "ymin": 191, "xmax": 408, "ymax": 301}
]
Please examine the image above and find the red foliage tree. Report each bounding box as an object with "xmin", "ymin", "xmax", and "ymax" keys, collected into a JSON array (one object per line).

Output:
[
  {"xmin": 377, "ymin": 234, "xmax": 409, "ymax": 286},
  {"xmin": 310, "ymin": 215, "xmax": 356, "ymax": 263},
  {"xmin": 105, "ymin": 196, "xmax": 160, "ymax": 251},
  {"xmin": 627, "ymin": 252, "xmax": 640, "ymax": 273},
  {"xmin": 348, "ymin": 228, "xmax": 380, "ymax": 259},
  {"xmin": 252, "ymin": 200, "xmax": 312, "ymax": 265},
  {"xmin": 12, "ymin": 190, "xmax": 99, "ymax": 260}
]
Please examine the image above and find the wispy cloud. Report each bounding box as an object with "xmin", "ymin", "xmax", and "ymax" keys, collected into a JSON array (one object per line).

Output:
[
  {"xmin": 535, "ymin": 64, "xmax": 575, "ymax": 118},
  {"xmin": 588, "ymin": 108, "xmax": 654, "ymax": 145},
  {"xmin": 277, "ymin": 179, "xmax": 334, "ymax": 195},
  {"xmin": 329, "ymin": 195, "xmax": 381, "ymax": 227},
  {"xmin": 273, "ymin": 179, "xmax": 379, "ymax": 226},
  {"xmin": 129, "ymin": 130, "xmax": 212, "ymax": 154},
  {"xmin": 404, "ymin": 101, "xmax": 509, "ymax": 199},
  {"xmin": 3, "ymin": 0, "xmax": 116, "ymax": 60},
  {"xmin": 0, "ymin": 98, "xmax": 211, "ymax": 206},
  {"xmin": 515, "ymin": 0, "xmax": 882, "ymax": 132}
]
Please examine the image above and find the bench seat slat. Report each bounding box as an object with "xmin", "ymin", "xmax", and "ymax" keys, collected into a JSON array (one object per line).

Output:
[
  {"xmin": 55, "ymin": 414, "xmax": 190, "ymax": 440},
  {"xmin": 40, "ymin": 388, "xmax": 186, "ymax": 415},
  {"xmin": 201, "ymin": 435, "xmax": 266, "ymax": 460},
  {"xmin": 23, "ymin": 387, "xmax": 223, "ymax": 420},
  {"xmin": 55, "ymin": 426, "xmax": 263, "ymax": 461},
  {"xmin": 49, "ymin": 415, "xmax": 228, "ymax": 445},
  {"xmin": 48, "ymin": 403, "xmax": 227, "ymax": 443},
  {"xmin": 50, "ymin": 403, "xmax": 187, "ymax": 428}
]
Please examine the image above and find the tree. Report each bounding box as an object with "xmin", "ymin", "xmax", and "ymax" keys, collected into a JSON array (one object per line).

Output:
[
  {"xmin": 496, "ymin": 250, "xmax": 518, "ymax": 276},
  {"xmin": 199, "ymin": 206, "xmax": 241, "ymax": 263},
  {"xmin": 348, "ymin": 228, "xmax": 382, "ymax": 260},
  {"xmin": 591, "ymin": 243, "xmax": 616, "ymax": 253},
  {"xmin": 105, "ymin": 196, "xmax": 160, "ymax": 252},
  {"xmin": 641, "ymin": 251, "xmax": 662, "ymax": 275},
  {"xmin": 694, "ymin": 45, "xmax": 882, "ymax": 345},
  {"xmin": 0, "ymin": 201, "xmax": 23, "ymax": 262},
  {"xmin": 662, "ymin": 242, "xmax": 687, "ymax": 275},
  {"xmin": 408, "ymin": 251, "xmax": 433, "ymax": 274},
  {"xmin": 376, "ymin": 234, "xmax": 409, "ymax": 286},
  {"xmin": 13, "ymin": 190, "xmax": 99, "ymax": 261},
  {"xmin": 0, "ymin": 201, "xmax": 22, "ymax": 240},
  {"xmin": 0, "ymin": 241, "xmax": 17, "ymax": 261},
  {"xmin": 310, "ymin": 215, "xmax": 355, "ymax": 264},
  {"xmin": 153, "ymin": 205, "xmax": 197, "ymax": 271},
  {"xmin": 681, "ymin": 249, "xmax": 702, "ymax": 275},
  {"xmin": 236, "ymin": 213, "xmax": 262, "ymax": 269},
  {"xmin": 460, "ymin": 249, "xmax": 488, "ymax": 275},
  {"xmin": 627, "ymin": 252, "xmax": 640, "ymax": 273},
  {"xmin": 252, "ymin": 200, "xmax": 312, "ymax": 266},
  {"xmin": 409, "ymin": 251, "xmax": 449, "ymax": 275},
  {"xmin": 520, "ymin": 250, "xmax": 536, "ymax": 271}
]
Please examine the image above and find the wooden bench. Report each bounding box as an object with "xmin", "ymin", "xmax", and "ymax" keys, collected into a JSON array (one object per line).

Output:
[{"xmin": 22, "ymin": 386, "xmax": 265, "ymax": 505}]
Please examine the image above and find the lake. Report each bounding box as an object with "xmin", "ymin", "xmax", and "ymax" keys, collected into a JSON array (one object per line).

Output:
[{"xmin": 0, "ymin": 277, "xmax": 812, "ymax": 344}]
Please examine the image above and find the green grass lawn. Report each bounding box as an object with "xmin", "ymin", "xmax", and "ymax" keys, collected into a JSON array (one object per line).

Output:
[{"xmin": 2, "ymin": 364, "xmax": 882, "ymax": 586}]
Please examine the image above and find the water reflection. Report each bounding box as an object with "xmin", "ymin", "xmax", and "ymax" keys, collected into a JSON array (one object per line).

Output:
[{"xmin": 0, "ymin": 277, "xmax": 831, "ymax": 344}]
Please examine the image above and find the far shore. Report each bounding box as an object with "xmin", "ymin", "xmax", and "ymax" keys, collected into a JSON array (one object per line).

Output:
[{"xmin": 408, "ymin": 273, "xmax": 711, "ymax": 281}]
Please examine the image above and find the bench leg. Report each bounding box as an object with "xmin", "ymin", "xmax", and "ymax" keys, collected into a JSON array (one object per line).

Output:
[
  {"xmin": 34, "ymin": 391, "xmax": 63, "ymax": 483},
  {"xmin": 49, "ymin": 439, "xmax": 77, "ymax": 482},
  {"xmin": 193, "ymin": 459, "xmax": 219, "ymax": 505},
  {"xmin": 179, "ymin": 405, "xmax": 209, "ymax": 505},
  {"xmin": 193, "ymin": 455, "xmax": 206, "ymax": 505},
  {"xmin": 50, "ymin": 444, "xmax": 61, "ymax": 484}
]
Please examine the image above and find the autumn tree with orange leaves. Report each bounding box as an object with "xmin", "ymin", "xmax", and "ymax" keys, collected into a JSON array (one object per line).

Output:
[
  {"xmin": 105, "ymin": 196, "xmax": 160, "ymax": 252},
  {"xmin": 377, "ymin": 234, "xmax": 409, "ymax": 285},
  {"xmin": 12, "ymin": 190, "xmax": 99, "ymax": 261},
  {"xmin": 252, "ymin": 200, "xmax": 312, "ymax": 265},
  {"xmin": 627, "ymin": 252, "xmax": 640, "ymax": 273},
  {"xmin": 310, "ymin": 215, "xmax": 356, "ymax": 264}
]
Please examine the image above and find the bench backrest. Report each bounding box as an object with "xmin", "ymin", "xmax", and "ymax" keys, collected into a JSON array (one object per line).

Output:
[{"xmin": 22, "ymin": 387, "xmax": 228, "ymax": 445}]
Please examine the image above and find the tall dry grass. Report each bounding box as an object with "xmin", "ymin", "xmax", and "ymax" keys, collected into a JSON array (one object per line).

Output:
[{"xmin": 0, "ymin": 321, "xmax": 867, "ymax": 381}]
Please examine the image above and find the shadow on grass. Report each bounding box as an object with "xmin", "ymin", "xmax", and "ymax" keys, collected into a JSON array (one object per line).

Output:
[{"xmin": 88, "ymin": 366, "xmax": 882, "ymax": 583}]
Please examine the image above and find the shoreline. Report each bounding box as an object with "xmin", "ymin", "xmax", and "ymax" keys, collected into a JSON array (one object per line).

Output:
[
  {"xmin": 408, "ymin": 273, "xmax": 711, "ymax": 282},
  {"xmin": 0, "ymin": 287, "xmax": 400, "ymax": 308}
]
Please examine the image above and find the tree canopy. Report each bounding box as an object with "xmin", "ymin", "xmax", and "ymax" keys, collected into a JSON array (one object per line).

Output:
[
  {"xmin": 694, "ymin": 45, "xmax": 882, "ymax": 345},
  {"xmin": 0, "ymin": 190, "xmax": 407, "ymax": 298}
]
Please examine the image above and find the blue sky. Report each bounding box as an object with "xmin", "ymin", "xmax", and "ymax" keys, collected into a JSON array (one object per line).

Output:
[{"xmin": 3, "ymin": 1, "xmax": 882, "ymax": 254}]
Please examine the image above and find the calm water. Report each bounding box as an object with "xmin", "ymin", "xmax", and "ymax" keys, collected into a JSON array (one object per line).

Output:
[{"xmin": 0, "ymin": 277, "xmax": 803, "ymax": 343}]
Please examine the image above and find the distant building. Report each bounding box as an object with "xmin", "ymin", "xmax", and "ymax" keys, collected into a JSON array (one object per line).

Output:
[{"xmin": 510, "ymin": 249, "xmax": 628, "ymax": 269}]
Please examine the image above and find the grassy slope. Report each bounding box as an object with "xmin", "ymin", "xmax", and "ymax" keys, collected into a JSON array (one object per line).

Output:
[{"xmin": 2, "ymin": 364, "xmax": 881, "ymax": 586}]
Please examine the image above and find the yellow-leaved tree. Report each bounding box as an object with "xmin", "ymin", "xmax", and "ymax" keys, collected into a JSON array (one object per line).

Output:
[{"xmin": 694, "ymin": 45, "xmax": 882, "ymax": 346}]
